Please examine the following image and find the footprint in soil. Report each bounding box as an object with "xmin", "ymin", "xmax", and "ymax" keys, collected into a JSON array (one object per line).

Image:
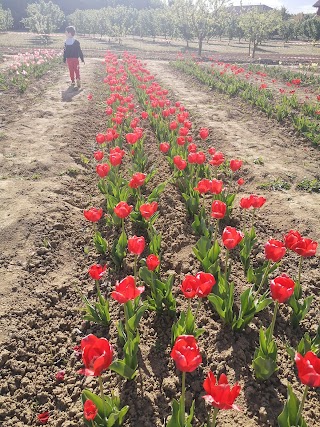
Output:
[{"xmin": 61, "ymin": 87, "xmax": 83, "ymax": 102}]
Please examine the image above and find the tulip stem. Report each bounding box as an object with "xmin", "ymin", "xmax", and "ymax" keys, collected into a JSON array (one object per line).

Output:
[
  {"xmin": 296, "ymin": 385, "xmax": 309, "ymax": 426},
  {"xmin": 251, "ymin": 209, "xmax": 256, "ymax": 229},
  {"xmin": 225, "ymin": 249, "xmax": 229, "ymax": 283},
  {"xmin": 267, "ymin": 301, "xmax": 278, "ymax": 345},
  {"xmin": 180, "ymin": 371, "xmax": 186, "ymax": 427},
  {"xmin": 298, "ymin": 256, "xmax": 303, "ymax": 285},
  {"xmin": 134, "ymin": 255, "xmax": 138, "ymax": 284},
  {"xmin": 95, "ymin": 280, "xmax": 101, "ymax": 297},
  {"xmin": 194, "ymin": 299, "xmax": 202, "ymax": 322},
  {"xmin": 213, "ymin": 219, "xmax": 219, "ymax": 244},
  {"xmin": 255, "ymin": 260, "xmax": 271, "ymax": 296},
  {"xmin": 121, "ymin": 218, "xmax": 125, "ymax": 235},
  {"xmin": 210, "ymin": 407, "xmax": 219, "ymax": 427},
  {"xmin": 243, "ymin": 210, "xmax": 247, "ymax": 233},
  {"xmin": 98, "ymin": 376, "xmax": 107, "ymax": 419}
]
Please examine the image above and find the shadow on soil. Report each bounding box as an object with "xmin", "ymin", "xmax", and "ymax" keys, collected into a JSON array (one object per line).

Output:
[{"xmin": 61, "ymin": 87, "xmax": 83, "ymax": 102}]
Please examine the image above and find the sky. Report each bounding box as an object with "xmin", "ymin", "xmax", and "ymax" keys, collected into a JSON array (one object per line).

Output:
[{"xmin": 229, "ymin": 1, "xmax": 316, "ymax": 14}]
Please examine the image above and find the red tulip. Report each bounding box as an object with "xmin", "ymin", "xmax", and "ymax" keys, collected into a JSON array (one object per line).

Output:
[
  {"xmin": 111, "ymin": 276, "xmax": 145, "ymax": 303},
  {"xmin": 128, "ymin": 235, "xmax": 145, "ymax": 255},
  {"xmin": 196, "ymin": 152, "xmax": 206, "ymax": 164},
  {"xmin": 184, "ymin": 120, "xmax": 192, "ymax": 129},
  {"xmin": 96, "ymin": 163, "xmax": 110, "ymax": 178},
  {"xmin": 129, "ymin": 172, "xmax": 147, "ymax": 189},
  {"xmin": 195, "ymin": 272, "xmax": 216, "ymax": 297},
  {"xmin": 37, "ymin": 411, "xmax": 50, "ymax": 424},
  {"xmin": 94, "ymin": 151, "xmax": 104, "ymax": 161},
  {"xmin": 194, "ymin": 179, "xmax": 212, "ymax": 194},
  {"xmin": 78, "ymin": 334, "xmax": 113, "ymax": 376},
  {"xmin": 87, "ymin": 93, "xmax": 93, "ymax": 100},
  {"xmin": 265, "ymin": 239, "xmax": 286, "ymax": 262},
  {"xmin": 211, "ymin": 200, "xmax": 227, "ymax": 219},
  {"xmin": 84, "ymin": 208, "xmax": 103, "ymax": 222},
  {"xmin": 188, "ymin": 152, "xmax": 198, "ymax": 164},
  {"xmin": 208, "ymin": 147, "xmax": 216, "ymax": 155},
  {"xmin": 270, "ymin": 274, "xmax": 295, "ymax": 303},
  {"xmin": 171, "ymin": 335, "xmax": 202, "ymax": 372},
  {"xmin": 222, "ymin": 226, "xmax": 244, "ymax": 249},
  {"xmin": 202, "ymin": 372, "xmax": 241, "ymax": 410},
  {"xmin": 96, "ymin": 133, "xmax": 106, "ymax": 144},
  {"xmin": 249, "ymin": 194, "xmax": 266, "ymax": 209},
  {"xmin": 176, "ymin": 136, "xmax": 186, "ymax": 146},
  {"xmin": 211, "ymin": 179, "xmax": 223, "ymax": 194},
  {"xmin": 88, "ymin": 264, "xmax": 106, "ymax": 280},
  {"xmin": 295, "ymin": 351, "xmax": 320, "ymax": 388},
  {"xmin": 141, "ymin": 111, "xmax": 148, "ymax": 119},
  {"xmin": 187, "ymin": 143, "xmax": 197, "ymax": 153},
  {"xmin": 169, "ymin": 121, "xmax": 178, "ymax": 130},
  {"xmin": 199, "ymin": 128, "xmax": 209, "ymax": 140},
  {"xmin": 109, "ymin": 152, "xmax": 123, "ymax": 166},
  {"xmin": 173, "ymin": 155, "xmax": 187, "ymax": 170},
  {"xmin": 139, "ymin": 201, "xmax": 158, "ymax": 219},
  {"xmin": 284, "ymin": 230, "xmax": 302, "ymax": 249},
  {"xmin": 237, "ymin": 178, "xmax": 245, "ymax": 186},
  {"xmin": 126, "ymin": 133, "xmax": 139, "ymax": 145},
  {"xmin": 291, "ymin": 238, "xmax": 318, "ymax": 257},
  {"xmin": 159, "ymin": 142, "xmax": 170, "ymax": 153},
  {"xmin": 83, "ymin": 399, "xmax": 98, "ymax": 421},
  {"xmin": 110, "ymin": 146, "xmax": 125, "ymax": 157},
  {"xmin": 114, "ymin": 201, "xmax": 132, "ymax": 218},
  {"xmin": 230, "ymin": 159, "xmax": 243, "ymax": 172},
  {"xmin": 210, "ymin": 152, "xmax": 225, "ymax": 167},
  {"xmin": 146, "ymin": 254, "xmax": 160, "ymax": 271},
  {"xmin": 240, "ymin": 197, "xmax": 252, "ymax": 209},
  {"xmin": 179, "ymin": 126, "xmax": 189, "ymax": 137},
  {"xmin": 181, "ymin": 275, "xmax": 198, "ymax": 298}
]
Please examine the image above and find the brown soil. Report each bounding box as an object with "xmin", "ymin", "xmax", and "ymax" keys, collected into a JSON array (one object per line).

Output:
[{"xmin": 0, "ymin": 56, "xmax": 319, "ymax": 427}]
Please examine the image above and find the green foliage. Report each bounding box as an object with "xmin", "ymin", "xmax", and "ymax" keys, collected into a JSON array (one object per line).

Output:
[
  {"xmin": 22, "ymin": 0, "xmax": 65, "ymax": 34},
  {"xmin": 252, "ymin": 325, "xmax": 278, "ymax": 380},
  {"xmin": 286, "ymin": 326, "xmax": 320, "ymax": 360},
  {"xmin": 171, "ymin": 308, "xmax": 205, "ymax": 345},
  {"xmin": 139, "ymin": 267, "xmax": 176, "ymax": 312},
  {"xmin": 0, "ymin": 6, "xmax": 14, "ymax": 30},
  {"xmin": 277, "ymin": 384, "xmax": 307, "ymax": 427},
  {"xmin": 82, "ymin": 389, "xmax": 129, "ymax": 427},
  {"xmin": 166, "ymin": 398, "xmax": 195, "ymax": 427}
]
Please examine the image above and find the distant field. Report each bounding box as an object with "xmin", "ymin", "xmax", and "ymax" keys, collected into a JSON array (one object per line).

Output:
[{"xmin": 0, "ymin": 31, "xmax": 320, "ymax": 63}]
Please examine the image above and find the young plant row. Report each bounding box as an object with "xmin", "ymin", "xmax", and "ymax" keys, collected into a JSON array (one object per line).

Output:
[
  {"xmin": 0, "ymin": 49, "xmax": 62, "ymax": 92},
  {"xmin": 171, "ymin": 59, "xmax": 320, "ymax": 147},
  {"xmin": 50, "ymin": 52, "xmax": 320, "ymax": 427}
]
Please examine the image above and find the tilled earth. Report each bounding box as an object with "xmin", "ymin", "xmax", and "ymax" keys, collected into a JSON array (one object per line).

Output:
[{"xmin": 0, "ymin": 55, "xmax": 319, "ymax": 427}]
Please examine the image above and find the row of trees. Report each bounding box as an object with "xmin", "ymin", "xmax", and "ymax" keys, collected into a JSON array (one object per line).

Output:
[
  {"xmin": 1, "ymin": 0, "xmax": 320, "ymax": 57},
  {"xmin": 0, "ymin": 5, "xmax": 13, "ymax": 31},
  {"xmin": 67, "ymin": 1, "xmax": 320, "ymax": 57}
]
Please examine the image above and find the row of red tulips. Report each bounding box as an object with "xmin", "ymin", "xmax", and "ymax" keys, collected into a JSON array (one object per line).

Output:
[{"xmin": 35, "ymin": 52, "xmax": 320, "ymax": 426}]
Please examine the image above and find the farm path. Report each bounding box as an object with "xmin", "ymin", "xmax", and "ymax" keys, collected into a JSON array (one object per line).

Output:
[
  {"xmin": 146, "ymin": 60, "xmax": 320, "ymax": 242},
  {"xmin": 0, "ymin": 58, "xmax": 100, "ymax": 344}
]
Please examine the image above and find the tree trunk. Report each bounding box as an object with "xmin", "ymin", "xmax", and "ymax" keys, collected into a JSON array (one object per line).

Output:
[
  {"xmin": 252, "ymin": 40, "xmax": 258, "ymax": 58},
  {"xmin": 198, "ymin": 37, "xmax": 203, "ymax": 57}
]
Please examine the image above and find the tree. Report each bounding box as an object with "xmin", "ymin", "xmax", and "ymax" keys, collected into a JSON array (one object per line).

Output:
[
  {"xmin": 173, "ymin": 0, "xmax": 228, "ymax": 56},
  {"xmin": 0, "ymin": 6, "xmax": 14, "ymax": 31},
  {"xmin": 300, "ymin": 17, "xmax": 320, "ymax": 42},
  {"xmin": 172, "ymin": 0, "xmax": 194, "ymax": 48},
  {"xmin": 21, "ymin": 0, "xmax": 65, "ymax": 34},
  {"xmin": 239, "ymin": 8, "xmax": 282, "ymax": 58}
]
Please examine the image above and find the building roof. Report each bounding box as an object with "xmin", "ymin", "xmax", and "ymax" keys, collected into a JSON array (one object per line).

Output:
[
  {"xmin": 229, "ymin": 4, "xmax": 274, "ymax": 13},
  {"xmin": 313, "ymin": 0, "xmax": 320, "ymax": 7}
]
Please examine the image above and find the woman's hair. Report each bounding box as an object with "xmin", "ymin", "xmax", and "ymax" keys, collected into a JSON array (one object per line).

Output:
[{"xmin": 65, "ymin": 26, "xmax": 76, "ymax": 36}]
